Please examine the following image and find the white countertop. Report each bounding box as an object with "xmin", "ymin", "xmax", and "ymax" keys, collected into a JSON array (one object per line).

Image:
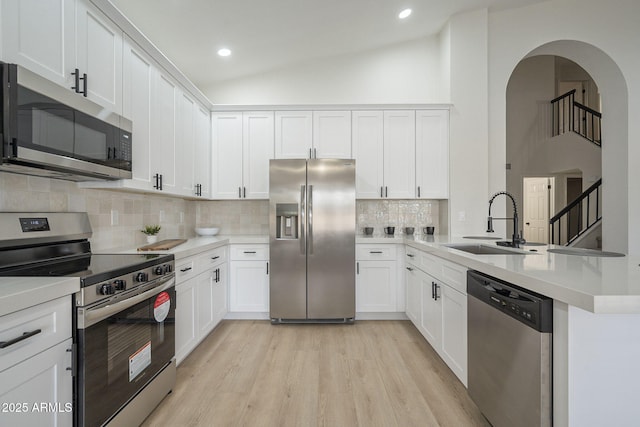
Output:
[
  {"xmin": 100, "ymin": 235, "xmax": 269, "ymax": 259},
  {"xmin": 0, "ymin": 277, "xmax": 79, "ymax": 317},
  {"xmin": 97, "ymin": 233, "xmax": 640, "ymax": 314},
  {"xmin": 357, "ymin": 234, "xmax": 640, "ymax": 314}
]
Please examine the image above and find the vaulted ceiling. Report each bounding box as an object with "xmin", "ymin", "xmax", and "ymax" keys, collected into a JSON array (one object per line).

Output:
[{"xmin": 110, "ymin": 0, "xmax": 546, "ymax": 88}]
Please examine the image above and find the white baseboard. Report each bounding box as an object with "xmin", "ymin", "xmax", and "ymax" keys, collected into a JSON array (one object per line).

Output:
[{"xmin": 355, "ymin": 312, "xmax": 408, "ymax": 320}]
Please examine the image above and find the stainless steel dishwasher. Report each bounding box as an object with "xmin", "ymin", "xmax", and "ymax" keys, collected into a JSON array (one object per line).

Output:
[{"xmin": 467, "ymin": 270, "xmax": 553, "ymax": 427}]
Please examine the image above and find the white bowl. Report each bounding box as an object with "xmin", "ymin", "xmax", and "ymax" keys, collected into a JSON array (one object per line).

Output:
[{"xmin": 195, "ymin": 227, "xmax": 220, "ymax": 236}]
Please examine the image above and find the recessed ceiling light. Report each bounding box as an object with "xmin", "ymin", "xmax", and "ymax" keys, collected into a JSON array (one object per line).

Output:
[
  {"xmin": 398, "ymin": 8, "xmax": 412, "ymax": 19},
  {"xmin": 217, "ymin": 48, "xmax": 231, "ymax": 57}
]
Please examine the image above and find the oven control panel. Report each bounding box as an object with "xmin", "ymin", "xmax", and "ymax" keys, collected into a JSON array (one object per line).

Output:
[{"xmin": 76, "ymin": 262, "xmax": 175, "ymax": 307}]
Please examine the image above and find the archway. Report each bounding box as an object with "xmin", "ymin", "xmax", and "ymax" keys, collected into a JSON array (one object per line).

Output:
[
  {"xmin": 505, "ymin": 40, "xmax": 628, "ymax": 253},
  {"xmin": 505, "ymin": 55, "xmax": 602, "ymax": 246}
]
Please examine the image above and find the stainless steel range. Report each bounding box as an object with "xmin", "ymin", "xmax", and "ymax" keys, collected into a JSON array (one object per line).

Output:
[{"xmin": 0, "ymin": 212, "xmax": 176, "ymax": 427}]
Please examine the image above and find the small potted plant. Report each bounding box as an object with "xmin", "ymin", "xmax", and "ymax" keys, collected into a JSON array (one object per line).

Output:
[{"xmin": 141, "ymin": 225, "xmax": 161, "ymax": 244}]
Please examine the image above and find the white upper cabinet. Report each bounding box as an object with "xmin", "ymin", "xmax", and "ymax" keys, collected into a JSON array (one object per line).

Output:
[
  {"xmin": 212, "ymin": 113, "xmax": 243, "ymax": 199},
  {"xmin": 275, "ymin": 111, "xmax": 312, "ymax": 158},
  {"xmin": 383, "ymin": 110, "xmax": 416, "ymax": 199},
  {"xmin": 176, "ymin": 91, "xmax": 196, "ymax": 196},
  {"xmin": 75, "ymin": 0, "xmax": 123, "ymax": 113},
  {"xmin": 243, "ymin": 112, "xmax": 274, "ymax": 199},
  {"xmin": 416, "ymin": 110, "xmax": 449, "ymax": 199},
  {"xmin": 194, "ymin": 106, "xmax": 212, "ymax": 198},
  {"xmin": 151, "ymin": 71, "xmax": 178, "ymax": 193},
  {"xmin": 122, "ymin": 36, "xmax": 153, "ymax": 190},
  {"xmin": 312, "ymin": 111, "xmax": 352, "ymax": 158},
  {"xmin": 1, "ymin": 0, "xmax": 75, "ymax": 88},
  {"xmin": 274, "ymin": 110, "xmax": 351, "ymax": 159},
  {"xmin": 2, "ymin": 0, "xmax": 123, "ymax": 113},
  {"xmin": 353, "ymin": 110, "xmax": 417, "ymax": 199},
  {"xmin": 352, "ymin": 111, "xmax": 384, "ymax": 199},
  {"xmin": 211, "ymin": 112, "xmax": 273, "ymax": 199}
]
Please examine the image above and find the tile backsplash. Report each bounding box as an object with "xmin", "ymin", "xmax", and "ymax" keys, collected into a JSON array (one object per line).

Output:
[
  {"xmin": 0, "ymin": 172, "xmax": 444, "ymax": 249},
  {"xmin": 195, "ymin": 200, "xmax": 269, "ymax": 235},
  {"xmin": 0, "ymin": 174, "xmax": 195, "ymax": 251},
  {"xmin": 357, "ymin": 199, "xmax": 440, "ymax": 235}
]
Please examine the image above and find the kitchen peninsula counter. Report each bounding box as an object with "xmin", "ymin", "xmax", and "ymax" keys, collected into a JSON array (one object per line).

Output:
[{"xmin": 357, "ymin": 234, "xmax": 640, "ymax": 314}]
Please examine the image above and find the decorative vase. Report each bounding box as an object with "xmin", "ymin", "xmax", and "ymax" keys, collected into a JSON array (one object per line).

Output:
[{"xmin": 146, "ymin": 235, "xmax": 158, "ymax": 244}]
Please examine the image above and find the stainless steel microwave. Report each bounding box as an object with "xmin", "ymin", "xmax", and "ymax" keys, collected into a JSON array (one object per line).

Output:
[{"xmin": 0, "ymin": 62, "xmax": 132, "ymax": 181}]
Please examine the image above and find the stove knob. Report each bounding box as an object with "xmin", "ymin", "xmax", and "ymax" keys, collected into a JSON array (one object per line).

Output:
[
  {"xmin": 100, "ymin": 283, "xmax": 115, "ymax": 295},
  {"xmin": 154, "ymin": 266, "xmax": 164, "ymax": 275},
  {"xmin": 135, "ymin": 272, "xmax": 148, "ymax": 283},
  {"xmin": 164, "ymin": 264, "xmax": 173, "ymax": 274},
  {"xmin": 113, "ymin": 279, "xmax": 127, "ymax": 291}
]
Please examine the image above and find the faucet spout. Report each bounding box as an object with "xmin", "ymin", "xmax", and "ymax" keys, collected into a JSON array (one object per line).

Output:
[{"xmin": 486, "ymin": 191, "xmax": 525, "ymax": 247}]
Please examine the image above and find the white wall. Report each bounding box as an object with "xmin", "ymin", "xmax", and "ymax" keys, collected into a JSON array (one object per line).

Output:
[
  {"xmin": 203, "ymin": 37, "xmax": 444, "ymax": 105},
  {"xmin": 488, "ymin": 0, "xmax": 638, "ymax": 255},
  {"xmin": 445, "ymin": 9, "xmax": 489, "ymax": 237}
]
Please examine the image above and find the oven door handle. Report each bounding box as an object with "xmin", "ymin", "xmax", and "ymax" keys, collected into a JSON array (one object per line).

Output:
[{"xmin": 78, "ymin": 278, "xmax": 175, "ymax": 329}]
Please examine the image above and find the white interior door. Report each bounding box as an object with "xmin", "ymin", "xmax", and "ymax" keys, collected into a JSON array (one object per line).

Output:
[{"xmin": 523, "ymin": 177, "xmax": 552, "ymax": 243}]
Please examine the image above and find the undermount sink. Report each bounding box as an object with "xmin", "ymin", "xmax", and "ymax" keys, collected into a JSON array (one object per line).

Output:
[
  {"xmin": 463, "ymin": 236, "xmax": 504, "ymax": 240},
  {"xmin": 445, "ymin": 243, "xmax": 533, "ymax": 255},
  {"xmin": 547, "ymin": 248, "xmax": 625, "ymax": 257}
]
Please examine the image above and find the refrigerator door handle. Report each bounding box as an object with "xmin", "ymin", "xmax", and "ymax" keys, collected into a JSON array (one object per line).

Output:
[
  {"xmin": 308, "ymin": 184, "xmax": 314, "ymax": 254},
  {"xmin": 300, "ymin": 184, "xmax": 306, "ymax": 255}
]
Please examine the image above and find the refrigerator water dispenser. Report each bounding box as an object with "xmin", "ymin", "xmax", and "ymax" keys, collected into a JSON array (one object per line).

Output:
[{"xmin": 276, "ymin": 203, "xmax": 298, "ymax": 239}]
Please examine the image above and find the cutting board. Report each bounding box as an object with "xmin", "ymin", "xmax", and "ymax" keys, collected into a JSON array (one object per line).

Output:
[{"xmin": 137, "ymin": 239, "xmax": 187, "ymax": 251}]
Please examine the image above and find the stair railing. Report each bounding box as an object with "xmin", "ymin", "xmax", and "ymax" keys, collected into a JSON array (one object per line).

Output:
[
  {"xmin": 549, "ymin": 178, "xmax": 602, "ymax": 245},
  {"xmin": 550, "ymin": 89, "xmax": 602, "ymax": 146}
]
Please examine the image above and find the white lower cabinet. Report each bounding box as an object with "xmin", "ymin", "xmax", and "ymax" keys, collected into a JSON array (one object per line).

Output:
[
  {"xmin": 229, "ymin": 245, "xmax": 269, "ymax": 314},
  {"xmin": 440, "ymin": 284, "xmax": 467, "ymax": 383},
  {"xmin": 175, "ymin": 246, "xmax": 227, "ymax": 365},
  {"xmin": 420, "ymin": 270, "xmax": 442, "ymax": 348},
  {"xmin": 356, "ymin": 260, "xmax": 397, "ymax": 312},
  {"xmin": 212, "ymin": 263, "xmax": 228, "ymax": 324},
  {"xmin": 406, "ymin": 246, "xmax": 468, "ymax": 386},
  {"xmin": 0, "ymin": 338, "xmax": 73, "ymax": 427},
  {"xmin": 0, "ymin": 296, "xmax": 73, "ymax": 427},
  {"xmin": 175, "ymin": 276, "xmax": 197, "ymax": 364},
  {"xmin": 405, "ymin": 266, "xmax": 421, "ymax": 325},
  {"xmin": 355, "ymin": 244, "xmax": 403, "ymax": 314}
]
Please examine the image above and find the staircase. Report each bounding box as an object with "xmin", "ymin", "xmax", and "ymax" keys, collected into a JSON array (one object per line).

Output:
[
  {"xmin": 551, "ymin": 89, "xmax": 602, "ymax": 146},
  {"xmin": 549, "ymin": 178, "xmax": 602, "ymax": 246}
]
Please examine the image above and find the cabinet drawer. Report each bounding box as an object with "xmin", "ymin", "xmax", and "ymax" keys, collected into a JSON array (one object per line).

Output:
[
  {"xmin": 175, "ymin": 257, "xmax": 198, "ymax": 283},
  {"xmin": 0, "ymin": 296, "xmax": 72, "ymax": 373},
  {"xmin": 198, "ymin": 246, "xmax": 227, "ymax": 271},
  {"xmin": 230, "ymin": 245, "xmax": 269, "ymax": 261},
  {"xmin": 439, "ymin": 258, "xmax": 467, "ymax": 294},
  {"xmin": 420, "ymin": 252, "xmax": 467, "ymax": 294},
  {"xmin": 357, "ymin": 244, "xmax": 397, "ymax": 260},
  {"xmin": 405, "ymin": 246, "xmax": 419, "ymax": 265}
]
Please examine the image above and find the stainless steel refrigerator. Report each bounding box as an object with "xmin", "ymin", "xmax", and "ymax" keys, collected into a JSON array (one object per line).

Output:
[{"xmin": 269, "ymin": 158, "xmax": 356, "ymax": 323}]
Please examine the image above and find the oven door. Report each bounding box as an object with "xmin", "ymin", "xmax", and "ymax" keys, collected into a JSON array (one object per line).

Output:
[{"xmin": 76, "ymin": 277, "xmax": 175, "ymax": 427}]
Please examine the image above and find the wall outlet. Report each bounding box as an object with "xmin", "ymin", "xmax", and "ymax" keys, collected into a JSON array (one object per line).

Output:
[
  {"xmin": 458, "ymin": 211, "xmax": 466, "ymax": 221},
  {"xmin": 110, "ymin": 209, "xmax": 119, "ymax": 226},
  {"xmin": 159, "ymin": 210, "xmax": 165, "ymax": 222}
]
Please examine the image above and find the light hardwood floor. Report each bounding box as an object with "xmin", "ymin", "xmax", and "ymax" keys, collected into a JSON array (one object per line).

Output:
[{"xmin": 143, "ymin": 320, "xmax": 490, "ymax": 427}]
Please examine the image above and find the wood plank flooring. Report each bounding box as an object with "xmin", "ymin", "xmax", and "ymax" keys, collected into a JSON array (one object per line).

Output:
[{"xmin": 142, "ymin": 320, "xmax": 490, "ymax": 427}]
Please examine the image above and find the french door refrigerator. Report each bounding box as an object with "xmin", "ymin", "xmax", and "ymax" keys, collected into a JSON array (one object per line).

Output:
[{"xmin": 269, "ymin": 158, "xmax": 356, "ymax": 323}]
